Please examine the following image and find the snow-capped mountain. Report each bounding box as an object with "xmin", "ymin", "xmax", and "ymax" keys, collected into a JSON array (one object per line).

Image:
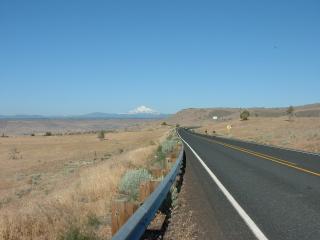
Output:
[{"xmin": 128, "ymin": 106, "xmax": 159, "ymax": 115}]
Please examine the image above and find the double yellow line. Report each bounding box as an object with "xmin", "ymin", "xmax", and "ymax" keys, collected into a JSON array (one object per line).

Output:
[{"xmin": 199, "ymin": 135, "xmax": 320, "ymax": 177}]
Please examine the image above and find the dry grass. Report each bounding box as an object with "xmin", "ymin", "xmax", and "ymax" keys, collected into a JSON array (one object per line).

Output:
[
  {"xmin": 167, "ymin": 103, "xmax": 320, "ymax": 127},
  {"xmin": 197, "ymin": 117, "xmax": 320, "ymax": 153},
  {"xmin": 0, "ymin": 126, "xmax": 170, "ymax": 240},
  {"xmin": 0, "ymin": 119, "xmax": 157, "ymax": 136}
]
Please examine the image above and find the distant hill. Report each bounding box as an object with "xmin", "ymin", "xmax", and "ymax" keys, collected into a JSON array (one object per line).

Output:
[
  {"xmin": 74, "ymin": 112, "xmax": 171, "ymax": 119},
  {"xmin": 0, "ymin": 112, "xmax": 171, "ymax": 120},
  {"xmin": 0, "ymin": 114, "xmax": 47, "ymax": 120},
  {"xmin": 167, "ymin": 103, "xmax": 320, "ymax": 126}
]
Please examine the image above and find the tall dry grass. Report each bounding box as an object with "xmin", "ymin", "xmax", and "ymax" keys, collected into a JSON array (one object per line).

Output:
[{"xmin": 0, "ymin": 138, "xmax": 163, "ymax": 240}]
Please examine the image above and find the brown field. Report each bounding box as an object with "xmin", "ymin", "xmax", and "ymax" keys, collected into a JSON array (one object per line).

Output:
[
  {"xmin": 0, "ymin": 124, "xmax": 170, "ymax": 240},
  {"xmin": 195, "ymin": 117, "xmax": 320, "ymax": 153},
  {"xmin": 0, "ymin": 119, "xmax": 158, "ymax": 136}
]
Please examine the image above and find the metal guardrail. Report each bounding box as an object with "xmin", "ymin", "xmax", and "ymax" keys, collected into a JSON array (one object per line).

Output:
[{"xmin": 112, "ymin": 146, "xmax": 184, "ymax": 240}]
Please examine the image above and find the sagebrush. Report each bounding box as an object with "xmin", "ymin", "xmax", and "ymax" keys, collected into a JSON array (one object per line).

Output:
[{"xmin": 118, "ymin": 168, "xmax": 152, "ymax": 201}]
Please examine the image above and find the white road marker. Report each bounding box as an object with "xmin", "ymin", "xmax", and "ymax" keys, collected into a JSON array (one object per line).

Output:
[{"xmin": 178, "ymin": 131, "xmax": 269, "ymax": 240}]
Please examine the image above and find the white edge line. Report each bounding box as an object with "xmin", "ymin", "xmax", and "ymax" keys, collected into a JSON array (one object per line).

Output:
[{"xmin": 177, "ymin": 131, "xmax": 269, "ymax": 240}]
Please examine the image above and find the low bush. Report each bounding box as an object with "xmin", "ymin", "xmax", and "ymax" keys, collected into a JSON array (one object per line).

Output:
[
  {"xmin": 97, "ymin": 131, "xmax": 105, "ymax": 141},
  {"xmin": 240, "ymin": 110, "xmax": 250, "ymax": 120},
  {"xmin": 1, "ymin": 133, "xmax": 8, "ymax": 138},
  {"xmin": 118, "ymin": 168, "xmax": 152, "ymax": 201},
  {"xmin": 286, "ymin": 106, "xmax": 294, "ymax": 121},
  {"xmin": 60, "ymin": 226, "xmax": 98, "ymax": 240},
  {"xmin": 153, "ymin": 145, "xmax": 166, "ymax": 168},
  {"xmin": 87, "ymin": 213, "xmax": 101, "ymax": 229},
  {"xmin": 118, "ymin": 148, "xmax": 124, "ymax": 154},
  {"xmin": 9, "ymin": 148, "xmax": 21, "ymax": 160},
  {"xmin": 161, "ymin": 139, "xmax": 177, "ymax": 154},
  {"xmin": 153, "ymin": 135, "xmax": 180, "ymax": 169}
]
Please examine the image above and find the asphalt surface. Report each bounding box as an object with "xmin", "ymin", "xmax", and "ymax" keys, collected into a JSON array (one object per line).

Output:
[{"xmin": 178, "ymin": 128, "xmax": 320, "ymax": 240}]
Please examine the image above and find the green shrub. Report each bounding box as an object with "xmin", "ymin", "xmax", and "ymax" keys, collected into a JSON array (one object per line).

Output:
[
  {"xmin": 286, "ymin": 106, "xmax": 294, "ymax": 115},
  {"xmin": 153, "ymin": 138, "xmax": 179, "ymax": 169},
  {"xmin": 87, "ymin": 213, "xmax": 101, "ymax": 228},
  {"xmin": 161, "ymin": 139, "xmax": 176, "ymax": 154},
  {"xmin": 154, "ymin": 145, "xmax": 166, "ymax": 168},
  {"xmin": 44, "ymin": 132, "xmax": 52, "ymax": 136},
  {"xmin": 286, "ymin": 106, "xmax": 294, "ymax": 121},
  {"xmin": 97, "ymin": 131, "xmax": 105, "ymax": 141},
  {"xmin": 240, "ymin": 110, "xmax": 250, "ymax": 120},
  {"xmin": 60, "ymin": 226, "xmax": 98, "ymax": 240},
  {"xmin": 119, "ymin": 169, "xmax": 152, "ymax": 201}
]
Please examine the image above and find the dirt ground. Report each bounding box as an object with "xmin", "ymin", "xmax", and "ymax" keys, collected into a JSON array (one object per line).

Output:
[
  {"xmin": 0, "ymin": 125, "xmax": 170, "ymax": 240},
  {"xmin": 196, "ymin": 117, "xmax": 320, "ymax": 153},
  {"xmin": 164, "ymin": 165, "xmax": 199, "ymax": 240}
]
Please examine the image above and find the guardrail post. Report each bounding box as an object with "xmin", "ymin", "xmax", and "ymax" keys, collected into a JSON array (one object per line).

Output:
[
  {"xmin": 150, "ymin": 168, "xmax": 162, "ymax": 178},
  {"xmin": 139, "ymin": 181, "xmax": 151, "ymax": 203},
  {"xmin": 139, "ymin": 180, "xmax": 160, "ymax": 203},
  {"xmin": 111, "ymin": 198, "xmax": 138, "ymax": 235},
  {"xmin": 150, "ymin": 180, "xmax": 160, "ymax": 193}
]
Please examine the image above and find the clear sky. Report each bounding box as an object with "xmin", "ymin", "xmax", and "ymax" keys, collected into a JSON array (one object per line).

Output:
[{"xmin": 1, "ymin": 0, "xmax": 319, "ymax": 115}]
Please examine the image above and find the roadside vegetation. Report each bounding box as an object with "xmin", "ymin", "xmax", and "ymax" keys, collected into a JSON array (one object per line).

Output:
[
  {"xmin": 286, "ymin": 106, "xmax": 295, "ymax": 121},
  {"xmin": 240, "ymin": 110, "xmax": 250, "ymax": 120},
  {"xmin": 116, "ymin": 131, "xmax": 181, "ymax": 203},
  {"xmin": 97, "ymin": 130, "xmax": 105, "ymax": 141},
  {"xmin": 119, "ymin": 169, "xmax": 152, "ymax": 201},
  {"xmin": 0, "ymin": 127, "xmax": 174, "ymax": 240}
]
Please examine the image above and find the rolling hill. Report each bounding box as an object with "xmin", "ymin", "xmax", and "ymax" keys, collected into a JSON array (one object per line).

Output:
[{"xmin": 167, "ymin": 103, "xmax": 320, "ymax": 126}]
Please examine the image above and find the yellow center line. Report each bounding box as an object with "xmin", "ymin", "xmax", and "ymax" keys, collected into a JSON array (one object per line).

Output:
[
  {"xmin": 212, "ymin": 140, "xmax": 297, "ymax": 165},
  {"xmin": 194, "ymin": 134, "xmax": 320, "ymax": 177}
]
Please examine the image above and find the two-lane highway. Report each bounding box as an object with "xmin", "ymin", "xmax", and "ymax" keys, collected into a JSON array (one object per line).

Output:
[{"xmin": 178, "ymin": 128, "xmax": 320, "ymax": 240}]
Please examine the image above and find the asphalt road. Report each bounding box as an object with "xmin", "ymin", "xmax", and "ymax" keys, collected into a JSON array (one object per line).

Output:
[{"xmin": 178, "ymin": 128, "xmax": 320, "ymax": 240}]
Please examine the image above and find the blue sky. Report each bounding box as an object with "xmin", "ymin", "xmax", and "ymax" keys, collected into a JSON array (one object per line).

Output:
[{"xmin": 1, "ymin": 0, "xmax": 319, "ymax": 115}]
